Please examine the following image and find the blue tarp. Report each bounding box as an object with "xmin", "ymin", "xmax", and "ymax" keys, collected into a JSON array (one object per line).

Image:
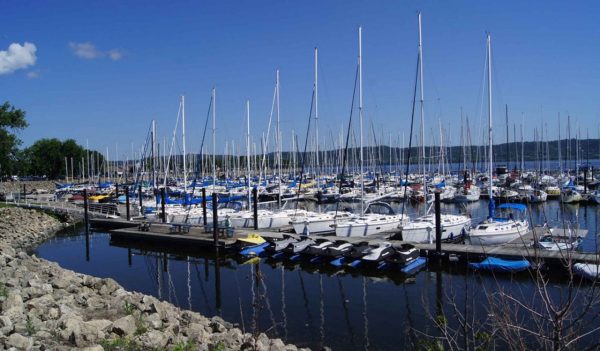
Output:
[
  {"xmin": 469, "ymin": 257, "xmax": 530, "ymax": 273},
  {"xmin": 498, "ymin": 203, "xmax": 526, "ymax": 212},
  {"xmin": 434, "ymin": 181, "xmax": 445, "ymax": 188}
]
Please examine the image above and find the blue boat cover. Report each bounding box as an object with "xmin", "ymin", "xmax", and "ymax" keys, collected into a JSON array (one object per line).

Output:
[
  {"xmin": 469, "ymin": 257, "xmax": 530, "ymax": 272},
  {"xmin": 497, "ymin": 203, "xmax": 526, "ymax": 212}
]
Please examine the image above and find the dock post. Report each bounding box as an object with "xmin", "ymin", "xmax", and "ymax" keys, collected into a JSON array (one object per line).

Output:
[
  {"xmin": 127, "ymin": 248, "xmax": 132, "ymax": 267},
  {"xmin": 115, "ymin": 183, "xmax": 119, "ymax": 198},
  {"xmin": 160, "ymin": 188, "xmax": 166, "ymax": 223},
  {"xmin": 22, "ymin": 184, "xmax": 26, "ymax": 202},
  {"xmin": 252, "ymin": 187, "xmax": 258, "ymax": 230},
  {"xmin": 434, "ymin": 190, "xmax": 442, "ymax": 255},
  {"xmin": 84, "ymin": 188, "xmax": 90, "ymax": 261},
  {"xmin": 202, "ymin": 188, "xmax": 207, "ymax": 226},
  {"xmin": 583, "ymin": 167, "xmax": 588, "ymax": 194},
  {"xmin": 125, "ymin": 186, "xmax": 130, "ymax": 221},
  {"xmin": 138, "ymin": 185, "xmax": 143, "ymax": 215},
  {"xmin": 212, "ymin": 194, "xmax": 219, "ymax": 251}
]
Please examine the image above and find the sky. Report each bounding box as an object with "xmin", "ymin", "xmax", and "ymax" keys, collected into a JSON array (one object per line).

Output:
[{"xmin": 2, "ymin": 0, "xmax": 600, "ymax": 159}]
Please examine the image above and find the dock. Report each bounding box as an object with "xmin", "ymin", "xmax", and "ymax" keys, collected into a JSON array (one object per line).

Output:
[{"xmin": 98, "ymin": 217, "xmax": 599, "ymax": 265}]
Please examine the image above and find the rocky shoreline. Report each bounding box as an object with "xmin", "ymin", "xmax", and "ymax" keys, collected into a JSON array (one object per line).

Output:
[{"xmin": 0, "ymin": 207, "xmax": 305, "ymax": 351}]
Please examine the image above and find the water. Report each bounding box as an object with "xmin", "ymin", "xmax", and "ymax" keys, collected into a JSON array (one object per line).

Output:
[{"xmin": 35, "ymin": 200, "xmax": 600, "ymax": 350}]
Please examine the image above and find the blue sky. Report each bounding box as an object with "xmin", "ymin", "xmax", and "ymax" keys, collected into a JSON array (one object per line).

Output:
[{"xmin": 2, "ymin": 1, "xmax": 600, "ymax": 159}]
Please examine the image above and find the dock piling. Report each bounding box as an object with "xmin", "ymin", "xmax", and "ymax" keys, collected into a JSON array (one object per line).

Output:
[
  {"xmin": 160, "ymin": 188, "xmax": 166, "ymax": 223},
  {"xmin": 138, "ymin": 185, "xmax": 143, "ymax": 215},
  {"xmin": 202, "ymin": 188, "xmax": 207, "ymax": 226},
  {"xmin": 84, "ymin": 188, "xmax": 90, "ymax": 261},
  {"xmin": 434, "ymin": 191, "xmax": 442, "ymax": 255},
  {"xmin": 212, "ymin": 194, "xmax": 218, "ymax": 251},
  {"xmin": 125, "ymin": 186, "xmax": 130, "ymax": 221},
  {"xmin": 252, "ymin": 187, "xmax": 258, "ymax": 230}
]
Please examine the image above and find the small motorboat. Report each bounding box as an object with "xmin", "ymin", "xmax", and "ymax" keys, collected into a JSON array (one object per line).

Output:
[
  {"xmin": 361, "ymin": 242, "xmax": 395, "ymax": 264},
  {"xmin": 573, "ymin": 263, "xmax": 600, "ymax": 281},
  {"xmin": 284, "ymin": 236, "xmax": 316, "ymax": 254},
  {"xmin": 532, "ymin": 233, "xmax": 582, "ymax": 251},
  {"xmin": 343, "ymin": 241, "xmax": 372, "ymax": 259},
  {"xmin": 236, "ymin": 233, "xmax": 266, "ymax": 248},
  {"xmin": 305, "ymin": 238, "xmax": 334, "ymax": 256},
  {"xmin": 325, "ymin": 241, "xmax": 354, "ymax": 257},
  {"xmin": 265, "ymin": 235, "xmax": 298, "ymax": 253},
  {"xmin": 386, "ymin": 244, "xmax": 420, "ymax": 266},
  {"xmin": 468, "ymin": 257, "xmax": 530, "ymax": 273}
]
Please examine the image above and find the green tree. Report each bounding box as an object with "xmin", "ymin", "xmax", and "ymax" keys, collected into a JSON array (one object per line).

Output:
[
  {"xmin": 0, "ymin": 102, "xmax": 28, "ymax": 176},
  {"xmin": 21, "ymin": 138, "xmax": 103, "ymax": 179}
]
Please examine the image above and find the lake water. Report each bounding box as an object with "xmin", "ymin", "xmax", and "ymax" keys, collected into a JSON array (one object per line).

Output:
[{"xmin": 35, "ymin": 200, "xmax": 600, "ymax": 350}]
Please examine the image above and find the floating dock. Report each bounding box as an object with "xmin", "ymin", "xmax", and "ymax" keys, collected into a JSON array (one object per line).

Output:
[{"xmin": 99, "ymin": 217, "xmax": 599, "ymax": 265}]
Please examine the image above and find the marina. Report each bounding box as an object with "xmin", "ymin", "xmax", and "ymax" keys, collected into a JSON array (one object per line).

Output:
[{"xmin": 4, "ymin": 2, "xmax": 600, "ymax": 349}]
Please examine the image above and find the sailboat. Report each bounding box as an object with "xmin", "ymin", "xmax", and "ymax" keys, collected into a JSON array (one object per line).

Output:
[
  {"xmin": 289, "ymin": 48, "xmax": 355, "ymax": 235},
  {"xmin": 333, "ymin": 26, "xmax": 407, "ymax": 237},
  {"xmin": 399, "ymin": 13, "xmax": 471, "ymax": 243},
  {"xmin": 467, "ymin": 34, "xmax": 530, "ymax": 246}
]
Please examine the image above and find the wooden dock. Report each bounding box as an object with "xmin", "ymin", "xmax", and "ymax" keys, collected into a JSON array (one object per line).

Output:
[{"xmin": 89, "ymin": 215, "xmax": 600, "ymax": 265}]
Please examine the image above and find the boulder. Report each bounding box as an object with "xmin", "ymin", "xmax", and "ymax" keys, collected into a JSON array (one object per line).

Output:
[
  {"xmin": 111, "ymin": 315, "xmax": 136, "ymax": 337},
  {"xmin": 0, "ymin": 315, "xmax": 14, "ymax": 335},
  {"xmin": 6, "ymin": 333, "xmax": 33, "ymax": 350}
]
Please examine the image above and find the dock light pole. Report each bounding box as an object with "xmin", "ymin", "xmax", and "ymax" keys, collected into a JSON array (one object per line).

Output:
[
  {"xmin": 160, "ymin": 188, "xmax": 166, "ymax": 223},
  {"xmin": 252, "ymin": 187, "xmax": 258, "ymax": 230},
  {"xmin": 125, "ymin": 186, "xmax": 130, "ymax": 221}
]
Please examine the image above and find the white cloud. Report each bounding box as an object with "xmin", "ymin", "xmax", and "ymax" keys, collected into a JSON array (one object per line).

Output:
[
  {"xmin": 69, "ymin": 42, "xmax": 101, "ymax": 59},
  {"xmin": 0, "ymin": 42, "xmax": 37, "ymax": 75},
  {"xmin": 69, "ymin": 42, "xmax": 123, "ymax": 61},
  {"xmin": 26, "ymin": 71, "xmax": 40, "ymax": 79},
  {"xmin": 107, "ymin": 49, "xmax": 123, "ymax": 61}
]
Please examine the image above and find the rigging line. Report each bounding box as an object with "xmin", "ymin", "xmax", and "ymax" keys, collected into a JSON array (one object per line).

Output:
[
  {"xmin": 335, "ymin": 64, "xmax": 360, "ymax": 216},
  {"xmin": 259, "ymin": 273, "xmax": 279, "ymax": 338},
  {"xmin": 400, "ymin": 51, "xmax": 421, "ymax": 219},
  {"xmin": 294, "ymin": 89, "xmax": 315, "ymax": 212}
]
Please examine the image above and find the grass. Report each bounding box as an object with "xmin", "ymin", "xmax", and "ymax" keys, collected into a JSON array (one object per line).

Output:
[
  {"xmin": 100, "ymin": 337, "xmax": 139, "ymax": 351},
  {"xmin": 171, "ymin": 341, "xmax": 196, "ymax": 351},
  {"xmin": 0, "ymin": 283, "xmax": 8, "ymax": 298},
  {"xmin": 25, "ymin": 315, "xmax": 36, "ymax": 336}
]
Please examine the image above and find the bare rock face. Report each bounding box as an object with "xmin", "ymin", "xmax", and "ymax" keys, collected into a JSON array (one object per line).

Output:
[{"xmin": 0, "ymin": 207, "xmax": 308, "ymax": 350}]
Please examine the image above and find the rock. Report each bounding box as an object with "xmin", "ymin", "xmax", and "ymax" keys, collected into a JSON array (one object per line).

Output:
[
  {"xmin": 81, "ymin": 346, "xmax": 104, "ymax": 351},
  {"xmin": 146, "ymin": 313, "xmax": 163, "ymax": 329},
  {"xmin": 111, "ymin": 315, "xmax": 136, "ymax": 337},
  {"xmin": 269, "ymin": 338, "xmax": 286, "ymax": 351},
  {"xmin": 4, "ymin": 292, "xmax": 24, "ymax": 311},
  {"xmin": 85, "ymin": 320, "xmax": 112, "ymax": 333},
  {"xmin": 6, "ymin": 332, "xmax": 33, "ymax": 350},
  {"xmin": 138, "ymin": 330, "xmax": 169, "ymax": 349},
  {"xmin": 0, "ymin": 315, "xmax": 14, "ymax": 335},
  {"xmin": 186, "ymin": 322, "xmax": 208, "ymax": 342}
]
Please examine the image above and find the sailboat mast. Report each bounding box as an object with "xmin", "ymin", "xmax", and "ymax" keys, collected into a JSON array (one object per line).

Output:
[
  {"xmin": 212, "ymin": 88, "xmax": 217, "ymax": 190},
  {"xmin": 314, "ymin": 47, "xmax": 320, "ymax": 195},
  {"xmin": 182, "ymin": 95, "xmax": 187, "ymax": 194},
  {"xmin": 418, "ymin": 12, "xmax": 427, "ymax": 211},
  {"xmin": 246, "ymin": 100, "xmax": 251, "ymax": 208},
  {"xmin": 358, "ymin": 26, "xmax": 364, "ymax": 214},
  {"xmin": 486, "ymin": 34, "xmax": 494, "ymax": 208},
  {"xmin": 276, "ymin": 70, "xmax": 282, "ymax": 207},
  {"xmin": 152, "ymin": 119, "xmax": 157, "ymax": 191}
]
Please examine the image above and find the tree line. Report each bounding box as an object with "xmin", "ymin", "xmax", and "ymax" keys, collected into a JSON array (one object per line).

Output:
[{"xmin": 0, "ymin": 102, "xmax": 103, "ymax": 180}]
